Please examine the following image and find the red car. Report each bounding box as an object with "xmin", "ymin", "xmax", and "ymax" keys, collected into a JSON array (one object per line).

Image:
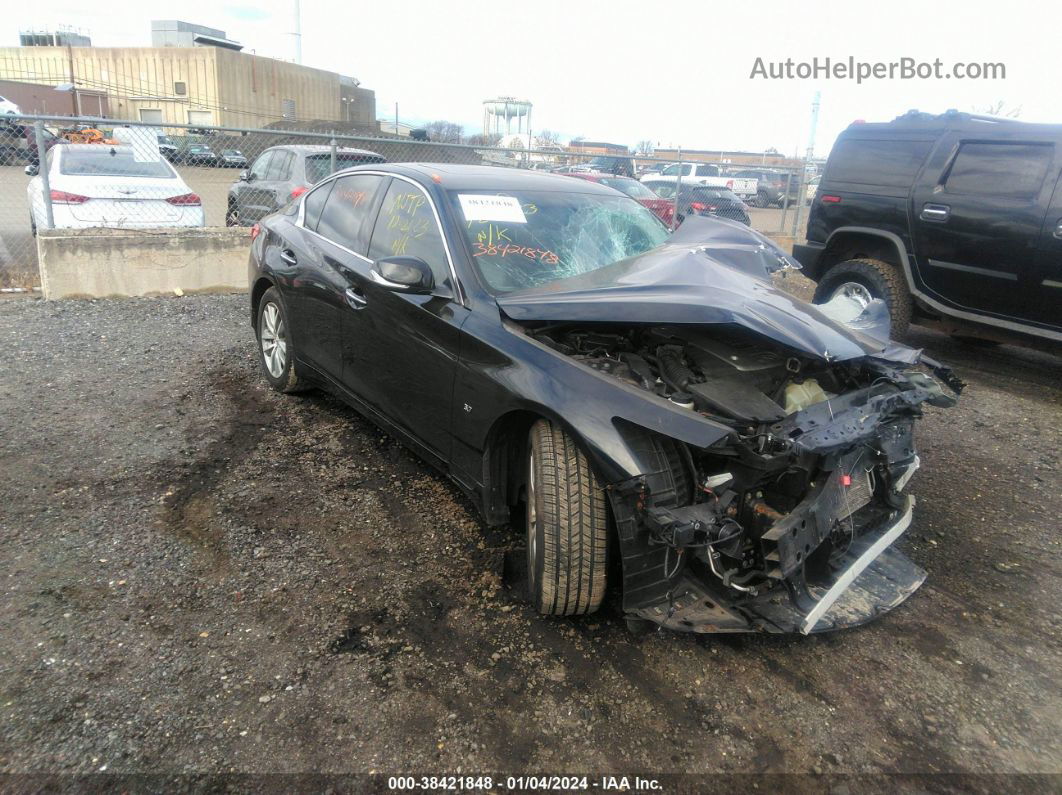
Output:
[{"xmin": 559, "ymin": 171, "xmax": 674, "ymax": 226}]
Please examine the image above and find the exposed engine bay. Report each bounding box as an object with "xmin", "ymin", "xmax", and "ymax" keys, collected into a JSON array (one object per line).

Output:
[{"xmin": 528, "ymin": 321, "xmax": 963, "ymax": 633}]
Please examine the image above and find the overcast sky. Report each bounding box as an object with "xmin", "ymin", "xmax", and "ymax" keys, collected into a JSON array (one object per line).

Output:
[{"xmin": 6, "ymin": 0, "xmax": 1057, "ymax": 156}]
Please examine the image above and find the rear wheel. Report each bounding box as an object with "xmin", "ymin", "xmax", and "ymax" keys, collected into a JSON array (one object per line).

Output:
[
  {"xmin": 752, "ymin": 191, "xmax": 770, "ymax": 208},
  {"xmin": 813, "ymin": 257, "xmax": 913, "ymax": 337},
  {"xmin": 526, "ymin": 419, "xmax": 608, "ymax": 616},
  {"xmin": 225, "ymin": 199, "xmax": 239, "ymax": 227},
  {"xmin": 256, "ymin": 288, "xmax": 308, "ymax": 393}
]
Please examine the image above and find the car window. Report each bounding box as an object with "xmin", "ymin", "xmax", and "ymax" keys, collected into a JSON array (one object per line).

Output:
[
  {"xmin": 825, "ymin": 138, "xmax": 933, "ymax": 187},
  {"xmin": 649, "ymin": 183, "xmax": 676, "ymax": 198},
  {"xmin": 452, "ymin": 189, "xmax": 668, "ymax": 293},
  {"xmin": 661, "ymin": 164, "xmax": 682, "ymax": 176},
  {"xmin": 59, "ymin": 147, "xmax": 175, "ymax": 178},
  {"xmin": 250, "ymin": 151, "xmax": 274, "ymax": 180},
  {"xmin": 943, "ymin": 142, "xmax": 1053, "ymax": 199},
  {"xmin": 369, "ymin": 180, "xmax": 450, "ymax": 288},
  {"xmin": 695, "ymin": 164, "xmax": 718, "ymax": 177},
  {"xmin": 302, "ymin": 180, "xmax": 335, "ymax": 232},
  {"xmin": 316, "ymin": 174, "xmax": 385, "ymax": 252},
  {"xmin": 305, "ymin": 153, "xmax": 385, "ymax": 184},
  {"xmin": 600, "ymin": 177, "xmax": 656, "ymax": 199},
  {"xmin": 266, "ymin": 150, "xmax": 294, "ymax": 181}
]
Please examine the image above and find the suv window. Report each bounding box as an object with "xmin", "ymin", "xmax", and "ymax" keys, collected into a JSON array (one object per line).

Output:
[
  {"xmin": 661, "ymin": 164, "xmax": 682, "ymax": 177},
  {"xmin": 302, "ymin": 180, "xmax": 335, "ymax": 232},
  {"xmin": 943, "ymin": 142, "xmax": 1053, "ymax": 199},
  {"xmin": 316, "ymin": 174, "xmax": 384, "ymax": 251},
  {"xmin": 695, "ymin": 164, "xmax": 718, "ymax": 177},
  {"xmin": 266, "ymin": 150, "xmax": 294, "ymax": 181},
  {"xmin": 250, "ymin": 151, "xmax": 274, "ymax": 181},
  {"xmin": 826, "ymin": 138, "xmax": 933, "ymax": 187},
  {"xmin": 369, "ymin": 180, "xmax": 450, "ymax": 288}
]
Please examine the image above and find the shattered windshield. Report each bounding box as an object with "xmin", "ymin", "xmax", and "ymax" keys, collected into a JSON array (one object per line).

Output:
[{"xmin": 452, "ymin": 189, "xmax": 668, "ymax": 292}]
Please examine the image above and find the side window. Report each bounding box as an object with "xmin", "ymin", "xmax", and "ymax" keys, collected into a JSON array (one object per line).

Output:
[
  {"xmin": 695, "ymin": 164, "xmax": 717, "ymax": 177},
  {"xmin": 661, "ymin": 164, "xmax": 681, "ymax": 176},
  {"xmin": 250, "ymin": 151, "xmax": 274, "ymax": 181},
  {"xmin": 266, "ymin": 150, "xmax": 294, "ymax": 181},
  {"xmin": 826, "ymin": 139, "xmax": 932, "ymax": 187},
  {"xmin": 943, "ymin": 142, "xmax": 1053, "ymax": 199},
  {"xmin": 302, "ymin": 180, "xmax": 335, "ymax": 232},
  {"xmin": 368, "ymin": 180, "xmax": 450, "ymax": 289},
  {"xmin": 316, "ymin": 174, "xmax": 384, "ymax": 252}
]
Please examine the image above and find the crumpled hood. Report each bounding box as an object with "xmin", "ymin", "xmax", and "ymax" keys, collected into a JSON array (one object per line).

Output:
[{"xmin": 496, "ymin": 218, "xmax": 896, "ymax": 362}]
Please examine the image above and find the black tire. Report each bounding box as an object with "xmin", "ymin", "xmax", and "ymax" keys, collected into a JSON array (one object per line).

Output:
[
  {"xmin": 255, "ymin": 287, "xmax": 308, "ymax": 393},
  {"xmin": 813, "ymin": 257, "xmax": 913, "ymax": 337},
  {"xmin": 752, "ymin": 191, "xmax": 770, "ymax": 209},
  {"xmin": 225, "ymin": 200, "xmax": 239, "ymax": 227},
  {"xmin": 526, "ymin": 419, "xmax": 608, "ymax": 616}
]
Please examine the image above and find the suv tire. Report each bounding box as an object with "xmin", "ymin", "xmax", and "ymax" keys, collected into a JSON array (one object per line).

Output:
[
  {"xmin": 753, "ymin": 190, "xmax": 770, "ymax": 209},
  {"xmin": 814, "ymin": 257, "xmax": 913, "ymax": 337},
  {"xmin": 225, "ymin": 199, "xmax": 239, "ymax": 227},
  {"xmin": 526, "ymin": 419, "xmax": 608, "ymax": 616}
]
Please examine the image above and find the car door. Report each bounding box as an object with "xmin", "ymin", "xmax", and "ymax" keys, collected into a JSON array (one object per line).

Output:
[
  {"xmin": 345, "ymin": 177, "xmax": 467, "ymax": 464},
  {"xmin": 1029, "ymin": 169, "xmax": 1062, "ymax": 329},
  {"xmin": 911, "ymin": 136, "xmax": 1054, "ymax": 319},
  {"xmin": 237, "ymin": 150, "xmax": 275, "ymax": 223},
  {"xmin": 285, "ymin": 173, "xmax": 386, "ymax": 381}
]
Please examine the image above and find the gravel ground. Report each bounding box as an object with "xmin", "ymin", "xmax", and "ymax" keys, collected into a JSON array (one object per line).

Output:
[{"xmin": 0, "ymin": 286, "xmax": 1059, "ymax": 788}]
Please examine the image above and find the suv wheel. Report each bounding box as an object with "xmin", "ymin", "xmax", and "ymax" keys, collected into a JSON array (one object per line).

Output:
[
  {"xmin": 752, "ymin": 191, "xmax": 770, "ymax": 209},
  {"xmin": 813, "ymin": 257, "xmax": 913, "ymax": 337},
  {"xmin": 225, "ymin": 200, "xmax": 239, "ymax": 227},
  {"xmin": 526, "ymin": 419, "xmax": 608, "ymax": 616}
]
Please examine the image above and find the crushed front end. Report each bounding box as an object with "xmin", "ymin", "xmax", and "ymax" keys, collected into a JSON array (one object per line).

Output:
[{"xmin": 530, "ymin": 323, "xmax": 962, "ymax": 634}]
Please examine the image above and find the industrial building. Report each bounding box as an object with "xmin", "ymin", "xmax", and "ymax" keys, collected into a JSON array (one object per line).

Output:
[{"xmin": 0, "ymin": 21, "xmax": 377, "ymax": 131}]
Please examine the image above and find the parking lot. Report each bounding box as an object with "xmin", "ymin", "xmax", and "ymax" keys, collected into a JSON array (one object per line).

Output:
[
  {"xmin": 0, "ymin": 163, "xmax": 808, "ymax": 288},
  {"xmin": 1, "ymin": 276, "xmax": 1058, "ymax": 783}
]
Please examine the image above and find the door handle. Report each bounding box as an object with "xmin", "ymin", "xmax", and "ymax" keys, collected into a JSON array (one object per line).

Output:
[
  {"xmin": 279, "ymin": 248, "xmax": 297, "ymax": 265},
  {"xmin": 921, "ymin": 203, "xmax": 951, "ymax": 222},
  {"xmin": 344, "ymin": 287, "xmax": 368, "ymax": 309},
  {"xmin": 1054, "ymin": 219, "xmax": 1062, "ymax": 239}
]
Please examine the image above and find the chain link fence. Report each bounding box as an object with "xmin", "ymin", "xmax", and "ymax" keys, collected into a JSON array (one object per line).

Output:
[{"xmin": 0, "ymin": 113, "xmax": 811, "ymax": 289}]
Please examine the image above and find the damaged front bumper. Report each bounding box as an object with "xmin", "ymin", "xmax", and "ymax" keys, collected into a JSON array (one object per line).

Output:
[{"xmin": 628, "ymin": 493, "xmax": 923, "ymax": 634}]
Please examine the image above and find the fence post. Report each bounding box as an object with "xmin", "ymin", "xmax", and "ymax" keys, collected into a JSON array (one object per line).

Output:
[
  {"xmin": 34, "ymin": 120, "xmax": 55, "ymax": 230},
  {"xmin": 672, "ymin": 145, "xmax": 682, "ymax": 230},
  {"xmin": 330, "ymin": 133, "xmax": 337, "ymax": 175},
  {"xmin": 779, "ymin": 170, "xmax": 793, "ymax": 233},
  {"xmin": 790, "ymin": 162, "xmax": 809, "ymax": 239}
]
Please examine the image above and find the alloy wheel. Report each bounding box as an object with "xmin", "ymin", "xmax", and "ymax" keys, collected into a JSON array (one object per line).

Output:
[{"xmin": 260, "ymin": 302, "xmax": 287, "ymax": 378}]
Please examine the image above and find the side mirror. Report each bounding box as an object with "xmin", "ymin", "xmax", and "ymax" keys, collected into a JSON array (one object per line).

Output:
[
  {"xmin": 239, "ymin": 169, "xmax": 251, "ymax": 182},
  {"xmin": 24, "ymin": 163, "xmax": 38, "ymax": 176},
  {"xmin": 372, "ymin": 256, "xmax": 435, "ymax": 294}
]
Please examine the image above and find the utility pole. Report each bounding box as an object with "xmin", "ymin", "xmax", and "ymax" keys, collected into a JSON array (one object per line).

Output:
[
  {"xmin": 293, "ymin": 0, "xmax": 303, "ymax": 64},
  {"xmin": 791, "ymin": 91, "xmax": 820, "ymax": 238}
]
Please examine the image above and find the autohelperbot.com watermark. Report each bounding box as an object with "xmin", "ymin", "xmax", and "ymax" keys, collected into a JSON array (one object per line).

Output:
[{"xmin": 750, "ymin": 56, "xmax": 1006, "ymax": 83}]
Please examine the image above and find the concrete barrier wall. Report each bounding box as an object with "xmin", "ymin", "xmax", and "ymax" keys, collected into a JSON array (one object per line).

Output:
[{"xmin": 37, "ymin": 227, "xmax": 252, "ymax": 300}]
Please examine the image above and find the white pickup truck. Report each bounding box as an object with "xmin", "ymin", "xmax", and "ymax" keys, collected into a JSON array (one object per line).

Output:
[{"xmin": 641, "ymin": 162, "xmax": 758, "ymax": 200}]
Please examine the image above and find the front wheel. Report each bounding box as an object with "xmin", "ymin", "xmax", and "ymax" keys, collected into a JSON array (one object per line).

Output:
[
  {"xmin": 526, "ymin": 419, "xmax": 609, "ymax": 616},
  {"xmin": 813, "ymin": 257, "xmax": 913, "ymax": 337}
]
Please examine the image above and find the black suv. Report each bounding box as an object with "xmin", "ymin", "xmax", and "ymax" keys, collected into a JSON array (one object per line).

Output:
[{"xmin": 795, "ymin": 111, "xmax": 1062, "ymax": 345}]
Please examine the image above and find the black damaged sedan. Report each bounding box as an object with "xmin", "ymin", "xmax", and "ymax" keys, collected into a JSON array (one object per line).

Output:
[{"xmin": 248, "ymin": 164, "xmax": 962, "ymax": 635}]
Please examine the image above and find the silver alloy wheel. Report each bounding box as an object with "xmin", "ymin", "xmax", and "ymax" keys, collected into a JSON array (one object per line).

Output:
[
  {"xmin": 831, "ymin": 281, "xmax": 874, "ymax": 309},
  {"xmin": 260, "ymin": 302, "xmax": 287, "ymax": 378},
  {"xmin": 527, "ymin": 446, "xmax": 537, "ymax": 587}
]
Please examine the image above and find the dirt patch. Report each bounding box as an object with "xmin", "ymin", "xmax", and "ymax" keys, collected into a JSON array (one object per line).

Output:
[{"xmin": 0, "ymin": 293, "xmax": 1058, "ymax": 783}]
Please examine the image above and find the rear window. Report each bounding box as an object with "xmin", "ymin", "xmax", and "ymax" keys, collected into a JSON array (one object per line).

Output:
[
  {"xmin": 305, "ymin": 153, "xmax": 385, "ymax": 184},
  {"xmin": 943, "ymin": 142, "xmax": 1053, "ymax": 199},
  {"xmin": 825, "ymin": 138, "xmax": 932, "ymax": 187},
  {"xmin": 60, "ymin": 148, "xmax": 175, "ymax": 178},
  {"xmin": 599, "ymin": 177, "xmax": 656, "ymax": 199}
]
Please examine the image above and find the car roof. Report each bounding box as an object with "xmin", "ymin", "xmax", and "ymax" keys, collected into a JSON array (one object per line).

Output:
[
  {"xmin": 265, "ymin": 144, "xmax": 383, "ymax": 157},
  {"xmin": 348, "ymin": 163, "xmax": 621, "ymax": 194}
]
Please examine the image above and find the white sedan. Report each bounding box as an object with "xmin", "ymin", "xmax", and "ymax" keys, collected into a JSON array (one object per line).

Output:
[{"xmin": 27, "ymin": 144, "xmax": 205, "ymax": 232}]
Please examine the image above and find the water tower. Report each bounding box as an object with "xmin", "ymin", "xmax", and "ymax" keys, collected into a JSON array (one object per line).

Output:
[{"xmin": 482, "ymin": 97, "xmax": 533, "ymax": 136}]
